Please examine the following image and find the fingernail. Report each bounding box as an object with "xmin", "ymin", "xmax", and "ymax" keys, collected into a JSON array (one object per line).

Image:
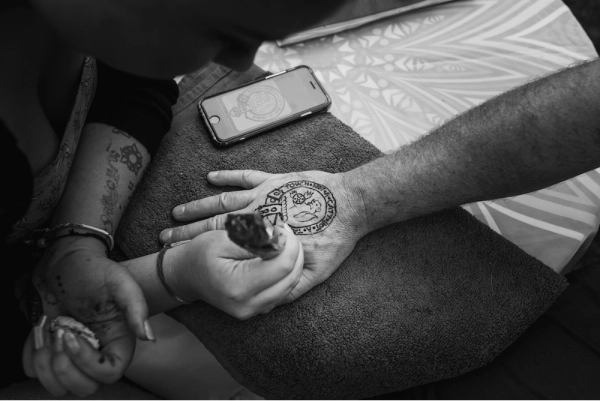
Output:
[
  {"xmin": 34, "ymin": 315, "xmax": 48, "ymax": 350},
  {"xmin": 54, "ymin": 329, "xmax": 65, "ymax": 353},
  {"xmin": 160, "ymin": 229, "xmax": 172, "ymax": 243},
  {"xmin": 144, "ymin": 320, "xmax": 156, "ymax": 342},
  {"xmin": 173, "ymin": 205, "xmax": 185, "ymax": 217},
  {"xmin": 283, "ymin": 223, "xmax": 293, "ymax": 232},
  {"xmin": 207, "ymin": 171, "xmax": 217, "ymax": 179},
  {"xmin": 266, "ymin": 227, "xmax": 274, "ymax": 237},
  {"xmin": 64, "ymin": 331, "xmax": 80, "ymax": 354}
]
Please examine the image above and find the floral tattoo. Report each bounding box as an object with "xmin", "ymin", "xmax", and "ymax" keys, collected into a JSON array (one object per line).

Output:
[{"xmin": 100, "ymin": 129, "xmax": 146, "ymax": 233}]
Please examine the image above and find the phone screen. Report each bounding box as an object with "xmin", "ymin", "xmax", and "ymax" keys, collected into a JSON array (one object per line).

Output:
[{"xmin": 201, "ymin": 67, "xmax": 329, "ymax": 142}]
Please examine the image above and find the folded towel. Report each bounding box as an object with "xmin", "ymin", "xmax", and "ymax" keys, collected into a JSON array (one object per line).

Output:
[{"xmin": 115, "ymin": 64, "xmax": 567, "ymax": 399}]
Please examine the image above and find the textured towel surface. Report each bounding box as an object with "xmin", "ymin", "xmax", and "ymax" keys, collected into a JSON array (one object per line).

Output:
[{"xmin": 116, "ymin": 64, "xmax": 567, "ymax": 399}]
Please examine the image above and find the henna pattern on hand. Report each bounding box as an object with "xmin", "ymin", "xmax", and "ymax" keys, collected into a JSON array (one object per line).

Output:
[{"xmin": 255, "ymin": 180, "xmax": 337, "ymax": 235}]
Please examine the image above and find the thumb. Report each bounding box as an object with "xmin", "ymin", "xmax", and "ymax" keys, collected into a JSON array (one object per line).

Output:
[{"xmin": 112, "ymin": 271, "xmax": 152, "ymax": 342}]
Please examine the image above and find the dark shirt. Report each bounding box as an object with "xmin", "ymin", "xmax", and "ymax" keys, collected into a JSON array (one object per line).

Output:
[{"xmin": 0, "ymin": 61, "xmax": 178, "ymax": 389}]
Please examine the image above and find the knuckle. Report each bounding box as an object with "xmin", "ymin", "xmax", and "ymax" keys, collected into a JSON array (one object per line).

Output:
[
  {"xmin": 216, "ymin": 214, "xmax": 227, "ymax": 230},
  {"xmin": 241, "ymin": 170, "xmax": 252, "ymax": 186},
  {"xmin": 180, "ymin": 224, "xmax": 191, "ymax": 238},
  {"xmin": 177, "ymin": 224, "xmax": 197, "ymax": 241},
  {"xmin": 171, "ymin": 227, "xmax": 183, "ymax": 242},
  {"xmin": 218, "ymin": 192, "xmax": 229, "ymax": 210},
  {"xmin": 208, "ymin": 216, "xmax": 222, "ymax": 231},
  {"xmin": 189, "ymin": 199, "xmax": 202, "ymax": 213}
]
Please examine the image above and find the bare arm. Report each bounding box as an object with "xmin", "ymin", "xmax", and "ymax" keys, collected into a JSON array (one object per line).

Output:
[{"xmin": 344, "ymin": 58, "xmax": 600, "ymax": 234}]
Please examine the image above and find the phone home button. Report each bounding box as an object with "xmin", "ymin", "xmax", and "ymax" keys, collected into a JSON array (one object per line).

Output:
[{"xmin": 209, "ymin": 116, "xmax": 220, "ymax": 124}]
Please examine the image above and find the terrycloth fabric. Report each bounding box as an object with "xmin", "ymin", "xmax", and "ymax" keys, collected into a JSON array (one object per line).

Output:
[{"xmin": 115, "ymin": 64, "xmax": 567, "ymax": 399}]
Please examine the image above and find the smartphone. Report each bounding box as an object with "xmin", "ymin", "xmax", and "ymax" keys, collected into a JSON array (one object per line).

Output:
[{"xmin": 198, "ymin": 65, "xmax": 331, "ymax": 146}]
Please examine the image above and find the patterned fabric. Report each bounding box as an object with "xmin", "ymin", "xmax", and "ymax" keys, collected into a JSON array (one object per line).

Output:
[
  {"xmin": 7, "ymin": 56, "xmax": 97, "ymax": 243},
  {"xmin": 254, "ymin": 0, "xmax": 599, "ymax": 272}
]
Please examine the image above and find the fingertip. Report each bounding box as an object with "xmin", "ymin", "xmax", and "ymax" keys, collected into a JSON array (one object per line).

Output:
[
  {"xmin": 173, "ymin": 205, "xmax": 185, "ymax": 219},
  {"xmin": 116, "ymin": 285, "xmax": 150, "ymax": 341},
  {"xmin": 144, "ymin": 320, "xmax": 156, "ymax": 343},
  {"xmin": 159, "ymin": 229, "xmax": 172, "ymax": 244},
  {"xmin": 128, "ymin": 309, "xmax": 150, "ymax": 341}
]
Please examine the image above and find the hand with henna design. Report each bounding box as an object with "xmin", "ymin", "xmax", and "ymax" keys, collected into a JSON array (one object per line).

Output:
[
  {"xmin": 21, "ymin": 236, "xmax": 152, "ymax": 398},
  {"xmin": 160, "ymin": 170, "xmax": 368, "ymax": 304}
]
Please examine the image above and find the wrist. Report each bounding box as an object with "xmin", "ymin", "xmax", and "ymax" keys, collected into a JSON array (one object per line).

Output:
[
  {"xmin": 45, "ymin": 235, "xmax": 108, "ymax": 259},
  {"xmin": 338, "ymin": 171, "xmax": 371, "ymax": 237},
  {"xmin": 161, "ymin": 242, "xmax": 195, "ymax": 304},
  {"xmin": 29, "ymin": 223, "xmax": 114, "ymax": 254}
]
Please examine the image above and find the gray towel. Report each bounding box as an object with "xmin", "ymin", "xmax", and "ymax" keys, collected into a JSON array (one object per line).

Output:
[{"xmin": 115, "ymin": 64, "xmax": 567, "ymax": 399}]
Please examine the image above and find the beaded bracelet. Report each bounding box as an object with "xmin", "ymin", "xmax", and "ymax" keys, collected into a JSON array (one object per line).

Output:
[
  {"xmin": 156, "ymin": 240, "xmax": 192, "ymax": 305},
  {"xmin": 26, "ymin": 223, "xmax": 114, "ymax": 252}
]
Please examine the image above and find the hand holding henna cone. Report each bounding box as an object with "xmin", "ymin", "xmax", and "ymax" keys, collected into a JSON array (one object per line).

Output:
[{"xmin": 225, "ymin": 213, "xmax": 285, "ymax": 260}]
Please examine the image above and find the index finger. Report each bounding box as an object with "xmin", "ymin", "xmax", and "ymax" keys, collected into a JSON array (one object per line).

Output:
[
  {"xmin": 207, "ymin": 170, "xmax": 273, "ymax": 189},
  {"xmin": 173, "ymin": 190, "xmax": 252, "ymax": 222}
]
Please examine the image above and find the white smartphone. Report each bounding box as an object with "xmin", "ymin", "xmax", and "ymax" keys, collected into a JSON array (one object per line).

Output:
[{"xmin": 198, "ymin": 65, "xmax": 331, "ymax": 146}]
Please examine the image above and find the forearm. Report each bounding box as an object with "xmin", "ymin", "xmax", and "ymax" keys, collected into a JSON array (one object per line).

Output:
[
  {"xmin": 344, "ymin": 58, "xmax": 600, "ymax": 232},
  {"xmin": 50, "ymin": 123, "xmax": 150, "ymax": 235}
]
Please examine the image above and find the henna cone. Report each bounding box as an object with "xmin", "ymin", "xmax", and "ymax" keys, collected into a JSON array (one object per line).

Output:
[{"xmin": 225, "ymin": 214, "xmax": 284, "ymax": 260}]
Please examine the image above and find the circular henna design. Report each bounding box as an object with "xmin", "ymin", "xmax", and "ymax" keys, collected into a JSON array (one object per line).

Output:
[
  {"xmin": 255, "ymin": 180, "xmax": 336, "ymax": 235},
  {"xmin": 229, "ymin": 85, "xmax": 285, "ymax": 121}
]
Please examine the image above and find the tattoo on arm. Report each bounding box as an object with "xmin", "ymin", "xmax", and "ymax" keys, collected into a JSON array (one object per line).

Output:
[
  {"xmin": 100, "ymin": 145, "xmax": 120, "ymax": 233},
  {"xmin": 255, "ymin": 180, "xmax": 337, "ymax": 235},
  {"xmin": 100, "ymin": 130, "xmax": 147, "ymax": 233},
  {"xmin": 119, "ymin": 143, "xmax": 144, "ymax": 176}
]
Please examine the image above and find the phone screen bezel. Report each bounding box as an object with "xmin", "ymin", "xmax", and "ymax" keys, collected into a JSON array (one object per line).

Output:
[{"xmin": 198, "ymin": 65, "xmax": 331, "ymax": 146}]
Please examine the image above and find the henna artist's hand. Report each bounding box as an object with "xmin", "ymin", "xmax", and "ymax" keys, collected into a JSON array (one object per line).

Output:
[
  {"xmin": 165, "ymin": 225, "xmax": 304, "ymax": 319},
  {"xmin": 21, "ymin": 236, "xmax": 152, "ymax": 397},
  {"xmin": 160, "ymin": 170, "xmax": 367, "ymax": 303}
]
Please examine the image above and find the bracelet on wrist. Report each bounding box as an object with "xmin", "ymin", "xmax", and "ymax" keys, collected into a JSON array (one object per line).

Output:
[
  {"xmin": 26, "ymin": 223, "xmax": 114, "ymax": 252},
  {"xmin": 157, "ymin": 240, "xmax": 192, "ymax": 305}
]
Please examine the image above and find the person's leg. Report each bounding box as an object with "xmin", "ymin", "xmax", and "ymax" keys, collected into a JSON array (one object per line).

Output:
[{"xmin": 374, "ymin": 263, "xmax": 600, "ymax": 399}]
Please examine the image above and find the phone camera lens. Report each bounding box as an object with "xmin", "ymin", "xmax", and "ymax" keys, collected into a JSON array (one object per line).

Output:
[{"xmin": 209, "ymin": 116, "xmax": 220, "ymax": 124}]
